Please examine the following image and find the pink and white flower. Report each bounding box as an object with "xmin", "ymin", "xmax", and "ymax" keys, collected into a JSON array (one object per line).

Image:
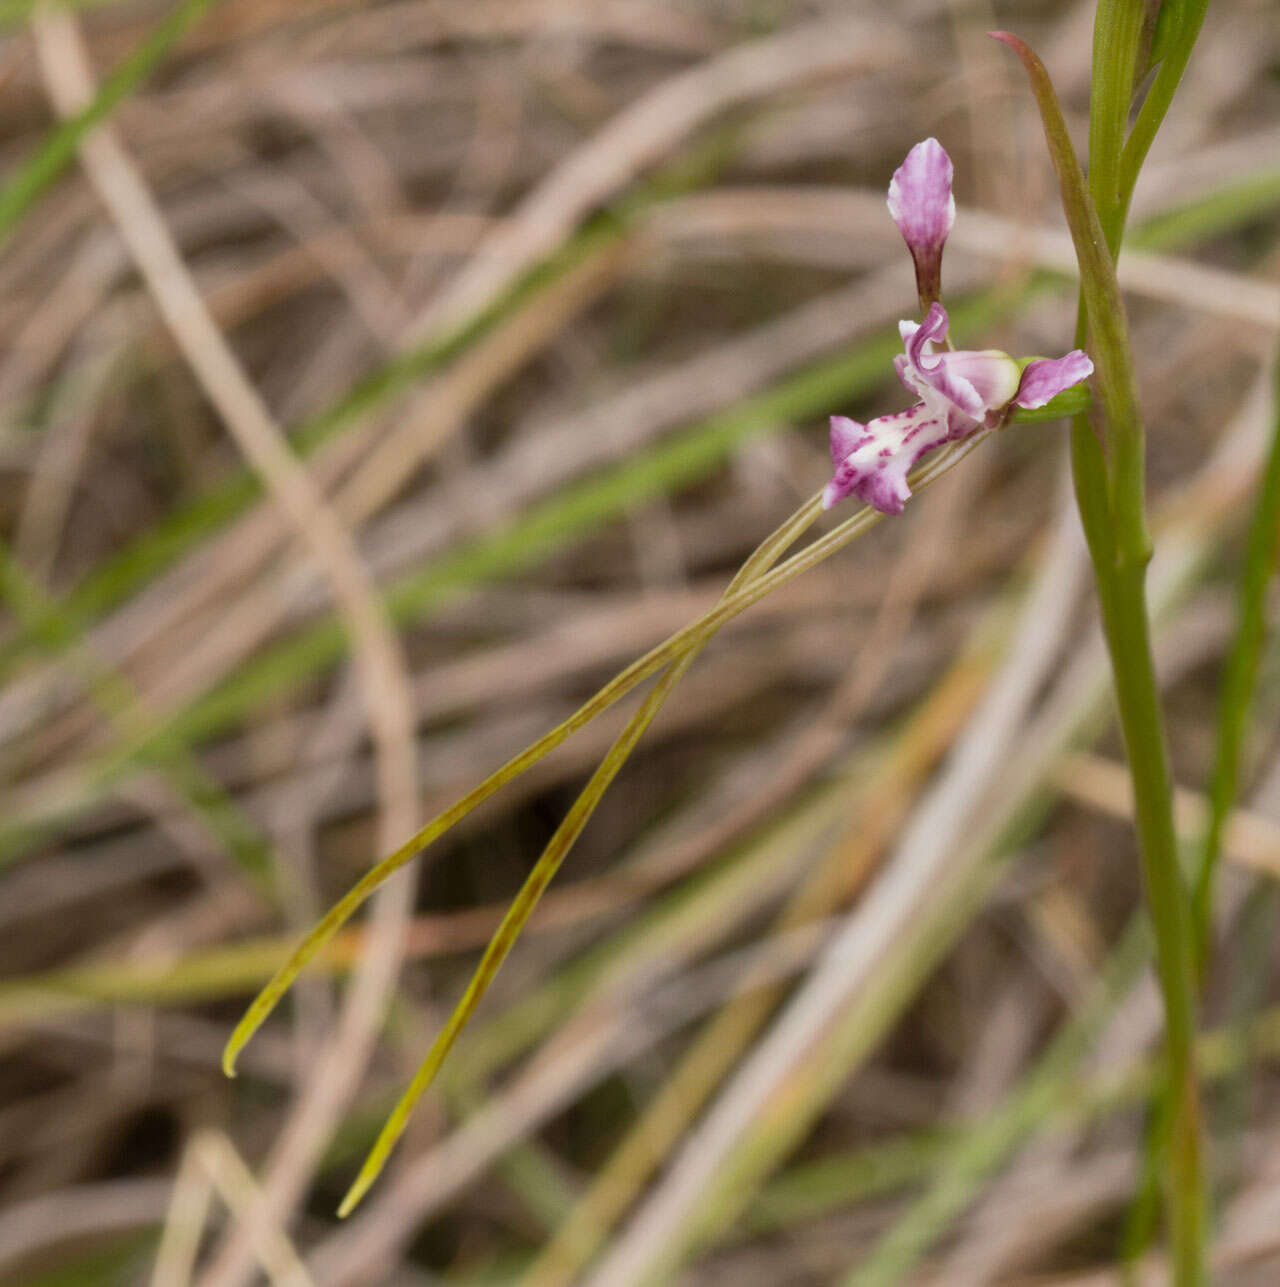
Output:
[
  {"xmin": 824, "ymin": 303, "xmax": 1091, "ymax": 514},
  {"xmin": 824, "ymin": 141, "xmax": 1092, "ymax": 515}
]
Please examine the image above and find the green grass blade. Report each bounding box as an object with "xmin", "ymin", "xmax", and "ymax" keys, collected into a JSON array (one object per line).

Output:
[
  {"xmin": 0, "ymin": 0, "xmax": 220, "ymax": 247},
  {"xmin": 1190, "ymin": 353, "xmax": 1280, "ymax": 961},
  {"xmin": 0, "ymin": 539, "xmax": 274, "ymax": 885},
  {"xmin": 1120, "ymin": 0, "xmax": 1211, "ymax": 210}
]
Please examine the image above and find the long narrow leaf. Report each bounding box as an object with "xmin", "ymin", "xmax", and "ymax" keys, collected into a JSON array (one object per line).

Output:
[
  {"xmin": 335, "ymin": 496, "xmax": 825, "ymax": 1213},
  {"xmin": 223, "ymin": 435, "xmax": 989, "ymax": 1079}
]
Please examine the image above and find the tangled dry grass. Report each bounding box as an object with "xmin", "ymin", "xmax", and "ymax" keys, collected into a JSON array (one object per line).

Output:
[{"xmin": 0, "ymin": 0, "xmax": 1277, "ymax": 1283}]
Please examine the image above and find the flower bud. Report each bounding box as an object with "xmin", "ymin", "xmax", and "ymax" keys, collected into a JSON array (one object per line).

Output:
[{"xmin": 887, "ymin": 138, "xmax": 955, "ymax": 310}]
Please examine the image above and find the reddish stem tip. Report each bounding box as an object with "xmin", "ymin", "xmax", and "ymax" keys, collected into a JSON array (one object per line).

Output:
[{"xmin": 988, "ymin": 30, "xmax": 1035, "ymax": 65}]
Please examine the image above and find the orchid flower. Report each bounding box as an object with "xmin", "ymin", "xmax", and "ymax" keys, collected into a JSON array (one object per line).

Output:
[{"xmin": 825, "ymin": 141, "xmax": 1092, "ymax": 515}]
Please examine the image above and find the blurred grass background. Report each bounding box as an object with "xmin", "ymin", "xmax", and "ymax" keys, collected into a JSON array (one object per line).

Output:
[{"xmin": 0, "ymin": 1, "xmax": 1277, "ymax": 1283}]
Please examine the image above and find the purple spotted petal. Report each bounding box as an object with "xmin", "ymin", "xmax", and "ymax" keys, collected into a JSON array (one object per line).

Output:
[
  {"xmin": 828, "ymin": 414, "xmax": 870, "ymax": 466},
  {"xmin": 823, "ymin": 402, "xmax": 950, "ymax": 514},
  {"xmin": 1013, "ymin": 350, "xmax": 1094, "ymax": 408},
  {"xmin": 887, "ymin": 138, "xmax": 955, "ymax": 308}
]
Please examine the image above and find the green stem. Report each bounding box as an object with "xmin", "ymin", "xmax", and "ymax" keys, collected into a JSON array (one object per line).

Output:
[
  {"xmin": 994, "ymin": 26, "xmax": 1207, "ymax": 1283},
  {"xmin": 1091, "ymin": 3, "xmax": 1217, "ymax": 1269},
  {"xmin": 1099, "ymin": 561, "xmax": 1205, "ymax": 1285},
  {"xmin": 1087, "ymin": 10, "xmax": 1208, "ymax": 1273},
  {"xmin": 1089, "ymin": 0, "xmax": 1146, "ymax": 229}
]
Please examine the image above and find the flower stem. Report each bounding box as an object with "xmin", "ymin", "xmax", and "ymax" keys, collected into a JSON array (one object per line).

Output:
[
  {"xmin": 994, "ymin": 24, "xmax": 1207, "ymax": 1282},
  {"xmin": 1095, "ymin": 557, "xmax": 1205, "ymax": 1286},
  {"xmin": 1085, "ymin": 4, "xmax": 1208, "ymax": 1271}
]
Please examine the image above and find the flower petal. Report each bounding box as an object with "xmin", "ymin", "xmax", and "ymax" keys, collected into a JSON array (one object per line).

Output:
[
  {"xmin": 887, "ymin": 139, "xmax": 955, "ymax": 250},
  {"xmin": 897, "ymin": 303, "xmax": 988, "ymax": 422},
  {"xmin": 937, "ymin": 349, "xmax": 1022, "ymax": 418},
  {"xmin": 823, "ymin": 402, "xmax": 950, "ymax": 514},
  {"xmin": 828, "ymin": 414, "xmax": 871, "ymax": 466},
  {"xmin": 887, "ymin": 138, "xmax": 955, "ymax": 306},
  {"xmin": 898, "ymin": 300, "xmax": 950, "ymax": 363},
  {"xmin": 1013, "ymin": 350, "xmax": 1094, "ymax": 408}
]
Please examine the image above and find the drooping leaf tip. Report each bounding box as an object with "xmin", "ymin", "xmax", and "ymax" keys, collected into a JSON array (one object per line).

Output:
[
  {"xmin": 337, "ymin": 1175, "xmax": 370, "ymax": 1218},
  {"xmin": 987, "ymin": 31, "xmax": 1048, "ymax": 80},
  {"xmin": 221, "ymin": 1022, "xmax": 251, "ymax": 1077}
]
